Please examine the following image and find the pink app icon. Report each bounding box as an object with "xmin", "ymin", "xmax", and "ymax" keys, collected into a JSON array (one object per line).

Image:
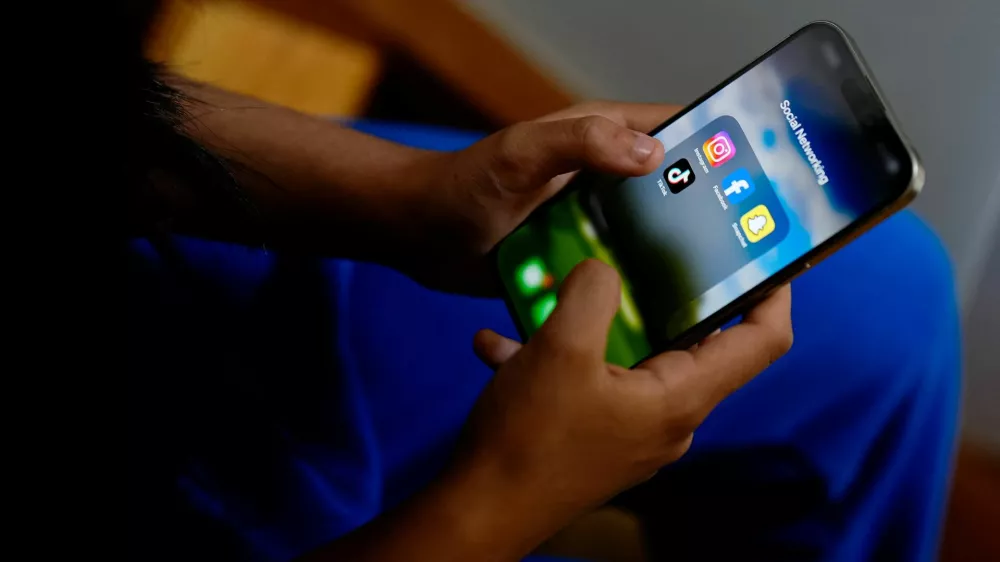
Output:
[{"xmin": 703, "ymin": 131, "xmax": 736, "ymax": 167}]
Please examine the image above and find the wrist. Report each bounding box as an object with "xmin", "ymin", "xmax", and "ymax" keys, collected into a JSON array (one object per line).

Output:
[
  {"xmin": 425, "ymin": 453, "xmax": 583, "ymax": 561},
  {"xmin": 370, "ymin": 149, "xmax": 503, "ymax": 291},
  {"xmin": 395, "ymin": 149, "xmax": 485, "ymax": 252},
  {"xmin": 381, "ymin": 149, "xmax": 462, "ymax": 243},
  {"xmin": 317, "ymin": 453, "xmax": 568, "ymax": 562}
]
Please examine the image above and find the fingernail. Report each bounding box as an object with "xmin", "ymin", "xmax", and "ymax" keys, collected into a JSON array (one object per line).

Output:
[{"xmin": 632, "ymin": 133, "xmax": 657, "ymax": 163}]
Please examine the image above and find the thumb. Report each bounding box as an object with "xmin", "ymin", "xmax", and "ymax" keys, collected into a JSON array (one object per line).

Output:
[
  {"xmin": 471, "ymin": 116, "xmax": 663, "ymax": 193},
  {"xmin": 473, "ymin": 329, "xmax": 523, "ymax": 369},
  {"xmin": 537, "ymin": 259, "xmax": 622, "ymax": 359}
]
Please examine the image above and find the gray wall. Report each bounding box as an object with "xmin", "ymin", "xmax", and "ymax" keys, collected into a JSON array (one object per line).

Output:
[
  {"xmin": 963, "ymin": 231, "xmax": 1000, "ymax": 449},
  {"xmin": 463, "ymin": 0, "xmax": 1000, "ymax": 446}
]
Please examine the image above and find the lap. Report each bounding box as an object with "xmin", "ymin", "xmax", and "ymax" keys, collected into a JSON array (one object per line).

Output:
[{"xmin": 613, "ymin": 210, "xmax": 960, "ymax": 560}]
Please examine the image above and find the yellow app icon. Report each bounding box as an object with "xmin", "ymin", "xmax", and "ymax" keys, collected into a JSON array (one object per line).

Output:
[{"xmin": 740, "ymin": 204, "xmax": 776, "ymax": 243}]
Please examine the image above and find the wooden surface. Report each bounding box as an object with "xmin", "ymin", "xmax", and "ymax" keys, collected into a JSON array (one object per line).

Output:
[
  {"xmin": 148, "ymin": 0, "xmax": 573, "ymax": 123},
  {"xmin": 245, "ymin": 0, "xmax": 576, "ymax": 124},
  {"xmin": 941, "ymin": 444, "xmax": 1000, "ymax": 561},
  {"xmin": 341, "ymin": 0, "xmax": 575, "ymax": 123},
  {"xmin": 147, "ymin": 0, "xmax": 381, "ymax": 116}
]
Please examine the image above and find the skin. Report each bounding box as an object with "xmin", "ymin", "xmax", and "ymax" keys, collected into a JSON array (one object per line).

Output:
[{"xmin": 161, "ymin": 82, "xmax": 794, "ymax": 561}]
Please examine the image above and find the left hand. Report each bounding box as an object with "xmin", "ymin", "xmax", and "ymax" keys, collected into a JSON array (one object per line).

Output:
[{"xmin": 407, "ymin": 101, "xmax": 680, "ymax": 294}]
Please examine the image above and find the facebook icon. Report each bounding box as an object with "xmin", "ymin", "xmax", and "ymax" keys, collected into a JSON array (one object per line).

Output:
[{"xmin": 721, "ymin": 167, "xmax": 756, "ymax": 205}]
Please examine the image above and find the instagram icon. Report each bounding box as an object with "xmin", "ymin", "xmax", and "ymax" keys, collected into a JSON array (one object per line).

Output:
[{"xmin": 703, "ymin": 131, "xmax": 736, "ymax": 167}]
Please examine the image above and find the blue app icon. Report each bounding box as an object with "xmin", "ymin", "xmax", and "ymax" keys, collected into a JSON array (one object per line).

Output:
[{"xmin": 721, "ymin": 167, "xmax": 756, "ymax": 205}]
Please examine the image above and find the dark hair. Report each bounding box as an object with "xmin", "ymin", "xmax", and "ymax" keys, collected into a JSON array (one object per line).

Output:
[{"xmin": 125, "ymin": 0, "xmax": 243, "ymax": 235}]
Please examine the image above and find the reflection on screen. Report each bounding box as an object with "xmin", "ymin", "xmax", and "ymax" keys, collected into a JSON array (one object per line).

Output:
[{"xmin": 498, "ymin": 24, "xmax": 902, "ymax": 367}]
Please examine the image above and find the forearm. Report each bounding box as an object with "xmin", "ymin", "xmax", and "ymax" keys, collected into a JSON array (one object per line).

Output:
[
  {"xmin": 166, "ymin": 80, "xmax": 455, "ymax": 265},
  {"xmin": 304, "ymin": 458, "xmax": 576, "ymax": 562}
]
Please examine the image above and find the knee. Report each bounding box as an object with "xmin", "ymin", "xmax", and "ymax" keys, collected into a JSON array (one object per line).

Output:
[
  {"xmin": 789, "ymin": 210, "xmax": 960, "ymax": 394},
  {"xmin": 868, "ymin": 211, "xmax": 959, "ymax": 358},
  {"xmin": 827, "ymin": 209, "xmax": 957, "ymax": 331},
  {"xmin": 872, "ymin": 210, "xmax": 956, "ymax": 308}
]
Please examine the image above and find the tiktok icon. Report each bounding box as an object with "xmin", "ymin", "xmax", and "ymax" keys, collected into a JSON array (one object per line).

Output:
[{"xmin": 664, "ymin": 158, "xmax": 696, "ymax": 194}]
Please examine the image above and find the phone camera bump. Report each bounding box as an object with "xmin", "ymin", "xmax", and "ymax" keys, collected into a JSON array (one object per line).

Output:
[
  {"xmin": 821, "ymin": 42, "xmax": 842, "ymax": 69},
  {"xmin": 877, "ymin": 142, "xmax": 901, "ymax": 175}
]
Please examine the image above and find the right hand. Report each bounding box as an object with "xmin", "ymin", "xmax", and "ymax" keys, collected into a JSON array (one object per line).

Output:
[
  {"xmin": 398, "ymin": 101, "xmax": 678, "ymax": 295},
  {"xmin": 455, "ymin": 259, "xmax": 793, "ymax": 547}
]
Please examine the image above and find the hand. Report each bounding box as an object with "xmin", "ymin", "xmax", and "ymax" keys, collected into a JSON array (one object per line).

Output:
[
  {"xmin": 446, "ymin": 260, "xmax": 793, "ymax": 555},
  {"xmin": 409, "ymin": 102, "xmax": 680, "ymax": 294},
  {"xmin": 307, "ymin": 262, "xmax": 790, "ymax": 562}
]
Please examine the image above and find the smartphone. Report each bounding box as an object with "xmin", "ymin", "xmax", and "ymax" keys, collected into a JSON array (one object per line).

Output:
[{"xmin": 494, "ymin": 21, "xmax": 923, "ymax": 367}]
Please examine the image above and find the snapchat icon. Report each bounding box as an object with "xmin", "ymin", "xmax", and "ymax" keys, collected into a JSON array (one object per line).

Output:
[{"xmin": 740, "ymin": 204, "xmax": 776, "ymax": 243}]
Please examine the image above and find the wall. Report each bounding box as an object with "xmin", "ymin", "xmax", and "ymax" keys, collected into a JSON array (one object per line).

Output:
[
  {"xmin": 462, "ymin": 0, "xmax": 1000, "ymax": 445},
  {"xmin": 963, "ymin": 232, "xmax": 1000, "ymax": 449}
]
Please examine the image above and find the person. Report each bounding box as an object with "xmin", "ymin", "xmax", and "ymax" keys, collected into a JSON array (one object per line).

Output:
[{"xmin": 127, "ymin": 10, "xmax": 960, "ymax": 562}]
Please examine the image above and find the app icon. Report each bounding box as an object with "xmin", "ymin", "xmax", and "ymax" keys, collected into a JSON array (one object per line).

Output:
[
  {"xmin": 740, "ymin": 204, "xmax": 776, "ymax": 243},
  {"xmin": 515, "ymin": 257, "xmax": 553, "ymax": 296},
  {"xmin": 703, "ymin": 131, "xmax": 736, "ymax": 167},
  {"xmin": 721, "ymin": 168, "xmax": 756, "ymax": 204},
  {"xmin": 664, "ymin": 158, "xmax": 696, "ymax": 194},
  {"xmin": 531, "ymin": 293, "xmax": 558, "ymax": 327}
]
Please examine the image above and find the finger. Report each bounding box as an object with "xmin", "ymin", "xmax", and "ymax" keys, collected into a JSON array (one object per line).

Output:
[
  {"xmin": 691, "ymin": 329, "xmax": 722, "ymax": 351},
  {"xmin": 686, "ymin": 285, "xmax": 793, "ymax": 404},
  {"xmin": 472, "ymin": 116, "xmax": 664, "ymax": 194},
  {"xmin": 473, "ymin": 329, "xmax": 522, "ymax": 369},
  {"xmin": 641, "ymin": 285, "xmax": 792, "ymax": 409},
  {"xmin": 539, "ymin": 102, "xmax": 683, "ymax": 133},
  {"xmin": 537, "ymin": 260, "xmax": 621, "ymax": 357},
  {"xmin": 544, "ymin": 170, "xmax": 579, "ymax": 194}
]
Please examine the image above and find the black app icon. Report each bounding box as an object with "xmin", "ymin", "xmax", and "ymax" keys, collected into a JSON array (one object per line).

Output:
[{"xmin": 664, "ymin": 158, "xmax": 696, "ymax": 194}]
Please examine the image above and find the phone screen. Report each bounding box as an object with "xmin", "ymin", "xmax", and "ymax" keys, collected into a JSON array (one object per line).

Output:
[{"xmin": 497, "ymin": 23, "xmax": 915, "ymax": 367}]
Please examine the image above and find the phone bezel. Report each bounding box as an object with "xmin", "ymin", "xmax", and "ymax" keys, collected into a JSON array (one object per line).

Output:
[{"xmin": 493, "ymin": 20, "xmax": 924, "ymax": 362}]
